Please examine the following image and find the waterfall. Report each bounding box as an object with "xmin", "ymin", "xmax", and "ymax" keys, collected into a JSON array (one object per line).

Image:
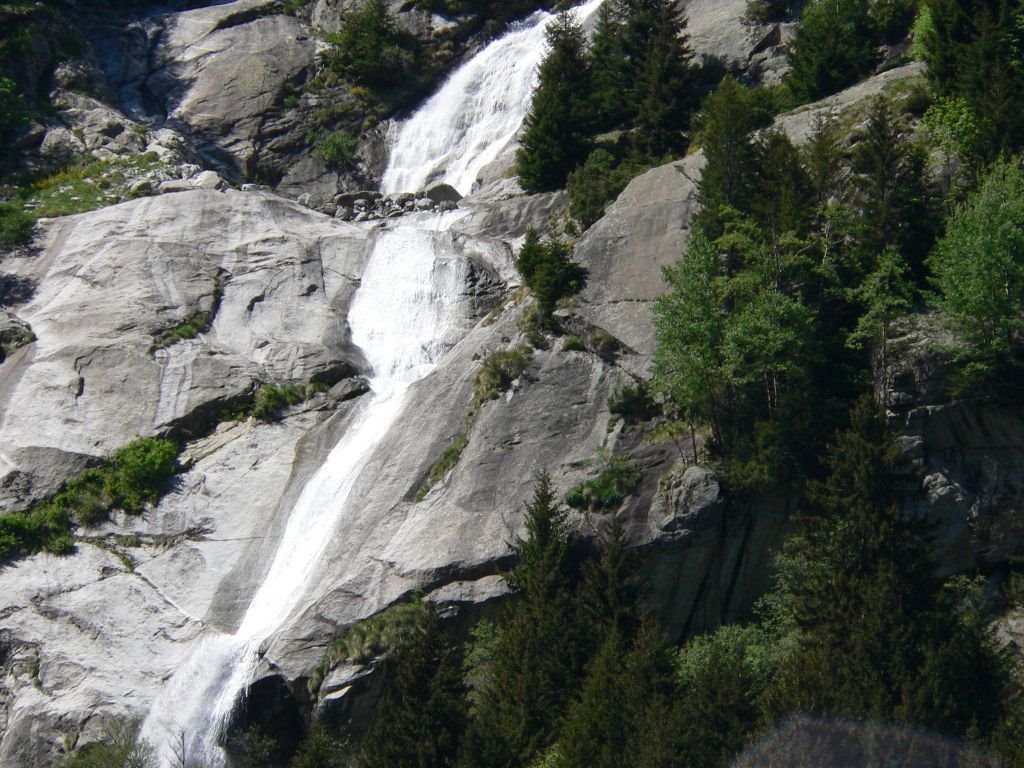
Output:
[
  {"xmin": 382, "ymin": 0, "xmax": 607, "ymax": 196},
  {"xmin": 140, "ymin": 214, "xmax": 470, "ymax": 767},
  {"xmin": 141, "ymin": 2, "xmax": 604, "ymax": 764}
]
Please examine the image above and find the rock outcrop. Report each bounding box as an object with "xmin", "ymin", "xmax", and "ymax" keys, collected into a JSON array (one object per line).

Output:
[{"xmin": 0, "ymin": 189, "xmax": 370, "ymax": 509}]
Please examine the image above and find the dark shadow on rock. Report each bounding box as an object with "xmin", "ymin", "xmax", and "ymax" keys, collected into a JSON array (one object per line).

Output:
[{"xmin": 0, "ymin": 274, "xmax": 36, "ymax": 307}]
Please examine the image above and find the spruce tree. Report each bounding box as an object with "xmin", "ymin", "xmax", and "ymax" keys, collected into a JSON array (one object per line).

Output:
[
  {"xmin": 516, "ymin": 12, "xmax": 593, "ymax": 192},
  {"xmin": 785, "ymin": 0, "xmax": 879, "ymax": 102},
  {"xmin": 749, "ymin": 131, "xmax": 815, "ymax": 240},
  {"xmin": 693, "ymin": 76, "xmax": 761, "ymax": 236},
  {"xmin": 558, "ymin": 621, "xmax": 679, "ymax": 768},
  {"xmin": 923, "ymin": 0, "xmax": 1024, "ymax": 157},
  {"xmin": 633, "ymin": 1, "xmax": 693, "ymax": 159},
  {"xmin": 588, "ymin": 2, "xmax": 631, "ymax": 132},
  {"xmin": 359, "ymin": 603, "xmax": 466, "ymax": 768},
  {"xmin": 764, "ymin": 398, "xmax": 936, "ymax": 721},
  {"xmin": 851, "ymin": 97, "xmax": 935, "ymax": 281},
  {"xmin": 459, "ymin": 473, "xmax": 588, "ymax": 768}
]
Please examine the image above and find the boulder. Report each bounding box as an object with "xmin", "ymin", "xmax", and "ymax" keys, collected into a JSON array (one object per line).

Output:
[
  {"xmin": 774, "ymin": 63, "xmax": 927, "ymax": 145},
  {"xmin": 572, "ymin": 155, "xmax": 701, "ymax": 370},
  {"xmin": 425, "ymin": 183, "xmax": 463, "ymax": 205},
  {"xmin": 48, "ymin": 90, "xmax": 147, "ymax": 158},
  {"xmin": 188, "ymin": 170, "xmax": 226, "ymax": 190}
]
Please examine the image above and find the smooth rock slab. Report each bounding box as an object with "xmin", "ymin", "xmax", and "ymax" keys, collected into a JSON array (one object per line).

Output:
[{"xmin": 0, "ymin": 189, "xmax": 369, "ymax": 507}]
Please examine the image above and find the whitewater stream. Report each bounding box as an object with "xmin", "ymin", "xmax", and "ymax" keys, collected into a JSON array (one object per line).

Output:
[
  {"xmin": 140, "ymin": 2, "xmax": 604, "ymax": 765},
  {"xmin": 382, "ymin": 0, "xmax": 606, "ymax": 196}
]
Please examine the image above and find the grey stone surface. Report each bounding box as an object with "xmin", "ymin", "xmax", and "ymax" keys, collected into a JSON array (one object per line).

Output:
[
  {"xmin": 1, "ymin": 5, "xmax": 1016, "ymax": 763},
  {"xmin": 145, "ymin": 0, "xmax": 315, "ymax": 176},
  {"xmin": 573, "ymin": 154, "xmax": 702, "ymax": 368},
  {"xmin": 774, "ymin": 63, "xmax": 927, "ymax": 145},
  {"xmin": 680, "ymin": 0, "xmax": 791, "ymax": 82},
  {"xmin": 0, "ymin": 189, "xmax": 369, "ymax": 509}
]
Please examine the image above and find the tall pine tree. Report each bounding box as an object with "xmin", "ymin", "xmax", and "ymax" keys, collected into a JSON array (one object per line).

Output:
[
  {"xmin": 459, "ymin": 473, "xmax": 590, "ymax": 768},
  {"xmin": 358, "ymin": 603, "xmax": 466, "ymax": 768},
  {"xmin": 633, "ymin": 1, "xmax": 694, "ymax": 159},
  {"xmin": 516, "ymin": 12, "xmax": 593, "ymax": 192}
]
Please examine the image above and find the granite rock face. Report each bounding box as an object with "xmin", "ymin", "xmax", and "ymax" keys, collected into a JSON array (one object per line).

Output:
[
  {"xmin": 144, "ymin": 0, "xmax": 315, "ymax": 177},
  {"xmin": 0, "ymin": 189, "xmax": 369, "ymax": 509}
]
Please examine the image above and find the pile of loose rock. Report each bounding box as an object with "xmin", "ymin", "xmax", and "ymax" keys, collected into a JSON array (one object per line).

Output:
[{"xmin": 288, "ymin": 183, "xmax": 464, "ymax": 221}]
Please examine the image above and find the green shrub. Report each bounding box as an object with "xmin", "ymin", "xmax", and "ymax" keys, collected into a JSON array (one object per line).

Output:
[
  {"xmin": 252, "ymin": 383, "xmax": 307, "ymax": 421},
  {"xmin": 565, "ymin": 452, "xmax": 641, "ymax": 512},
  {"xmin": 516, "ymin": 228, "xmax": 586, "ymax": 317},
  {"xmin": 0, "ymin": 200, "xmax": 33, "ymax": 247},
  {"xmin": 152, "ymin": 304, "xmax": 218, "ymax": 349},
  {"xmin": 321, "ymin": 0, "xmax": 418, "ymax": 88},
  {"xmin": 0, "ymin": 75, "xmax": 26, "ymax": 140},
  {"xmin": 608, "ymin": 380, "xmax": 659, "ymax": 424},
  {"xmin": 0, "ymin": 505, "xmax": 72, "ymax": 560},
  {"xmin": 313, "ymin": 129, "xmax": 358, "ymax": 167},
  {"xmin": 567, "ymin": 148, "xmax": 642, "ymax": 230},
  {"xmin": 0, "ymin": 437, "xmax": 178, "ymax": 561},
  {"xmin": 59, "ymin": 719, "xmax": 156, "ymax": 768},
  {"xmin": 472, "ymin": 346, "xmax": 531, "ymax": 410},
  {"xmin": 416, "ymin": 431, "xmax": 469, "ymax": 501},
  {"xmin": 106, "ymin": 437, "xmax": 179, "ymax": 513},
  {"xmin": 311, "ymin": 599, "xmax": 429, "ymax": 692},
  {"xmin": 563, "ymin": 335, "xmax": 584, "ymax": 352}
]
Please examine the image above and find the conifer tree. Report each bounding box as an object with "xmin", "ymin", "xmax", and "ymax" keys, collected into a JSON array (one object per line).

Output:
[
  {"xmin": 785, "ymin": 0, "xmax": 879, "ymax": 102},
  {"xmin": 693, "ymin": 76, "xmax": 761, "ymax": 236},
  {"xmin": 851, "ymin": 98, "xmax": 935, "ymax": 280},
  {"xmin": 459, "ymin": 473, "xmax": 588, "ymax": 768},
  {"xmin": 633, "ymin": 1, "xmax": 693, "ymax": 159},
  {"xmin": 764, "ymin": 399, "xmax": 936, "ymax": 721},
  {"xmin": 516, "ymin": 12, "xmax": 593, "ymax": 192},
  {"xmin": 359, "ymin": 603, "xmax": 466, "ymax": 768},
  {"xmin": 749, "ymin": 131, "xmax": 815, "ymax": 240},
  {"xmin": 588, "ymin": 2, "xmax": 631, "ymax": 132},
  {"xmin": 922, "ymin": 0, "xmax": 1024, "ymax": 157},
  {"xmin": 558, "ymin": 621, "xmax": 678, "ymax": 768}
]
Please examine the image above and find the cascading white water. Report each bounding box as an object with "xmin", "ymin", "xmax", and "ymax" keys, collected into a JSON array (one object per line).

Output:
[
  {"xmin": 142, "ymin": 2, "xmax": 606, "ymax": 763},
  {"xmin": 382, "ymin": 0, "xmax": 607, "ymax": 196},
  {"xmin": 141, "ymin": 213, "xmax": 470, "ymax": 767}
]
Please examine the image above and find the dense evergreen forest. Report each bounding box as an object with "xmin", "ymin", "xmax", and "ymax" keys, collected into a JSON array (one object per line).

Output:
[{"xmin": 22, "ymin": 0, "xmax": 1024, "ymax": 765}]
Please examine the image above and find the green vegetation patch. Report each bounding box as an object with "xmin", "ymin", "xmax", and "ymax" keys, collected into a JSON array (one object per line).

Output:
[
  {"xmin": 415, "ymin": 431, "xmax": 468, "ymax": 502},
  {"xmin": 151, "ymin": 281, "xmax": 223, "ymax": 350},
  {"xmin": 0, "ymin": 436, "xmax": 179, "ymax": 561},
  {"xmin": 607, "ymin": 380, "xmax": 659, "ymax": 424},
  {"xmin": 252, "ymin": 383, "xmax": 311, "ymax": 422},
  {"xmin": 310, "ymin": 598, "xmax": 429, "ymax": 693},
  {"xmin": 564, "ymin": 451, "xmax": 641, "ymax": 512},
  {"xmin": 0, "ymin": 198, "xmax": 35, "ymax": 246},
  {"xmin": 471, "ymin": 346, "xmax": 531, "ymax": 411},
  {"xmin": 516, "ymin": 228, "xmax": 585, "ymax": 319},
  {"xmin": 1, "ymin": 153, "xmax": 172, "ymax": 248},
  {"xmin": 312, "ymin": 129, "xmax": 358, "ymax": 168},
  {"xmin": 26, "ymin": 152, "xmax": 168, "ymax": 217}
]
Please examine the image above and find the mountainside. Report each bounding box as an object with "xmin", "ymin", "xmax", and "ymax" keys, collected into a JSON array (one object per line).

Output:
[{"xmin": 1, "ymin": 1, "xmax": 1023, "ymax": 767}]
